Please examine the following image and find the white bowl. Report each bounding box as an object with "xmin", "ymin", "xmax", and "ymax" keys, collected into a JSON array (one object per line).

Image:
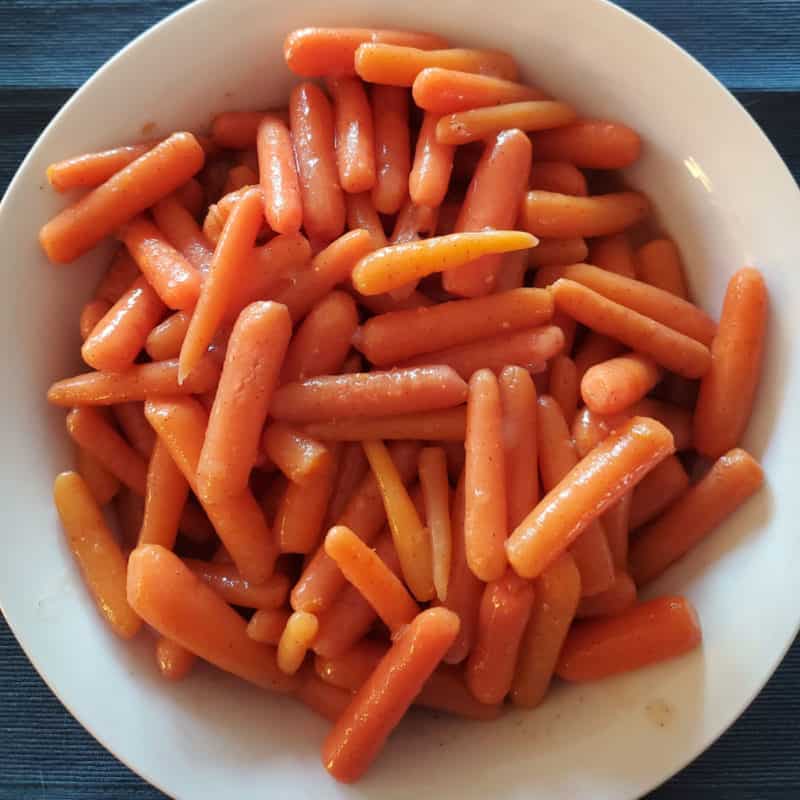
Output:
[{"xmin": 1, "ymin": 0, "xmax": 798, "ymax": 797}]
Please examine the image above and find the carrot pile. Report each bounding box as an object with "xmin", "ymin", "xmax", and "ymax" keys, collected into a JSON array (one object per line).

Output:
[{"xmin": 43, "ymin": 25, "xmax": 767, "ymax": 784}]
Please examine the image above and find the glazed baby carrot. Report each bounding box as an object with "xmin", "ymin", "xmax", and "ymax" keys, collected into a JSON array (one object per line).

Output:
[
  {"xmin": 693, "ymin": 268, "xmax": 767, "ymax": 458},
  {"xmin": 224, "ymin": 164, "xmax": 259, "ymax": 194},
  {"xmin": 326, "ymin": 77, "xmax": 376, "ymax": 194},
  {"xmin": 40, "ymin": 133, "xmax": 205, "ymax": 264},
  {"xmin": 528, "ymin": 237, "xmax": 588, "ymax": 268},
  {"xmin": 370, "ymin": 85, "xmax": 411, "ymax": 215},
  {"xmin": 550, "ymin": 279, "xmax": 712, "ymax": 379},
  {"xmin": 352, "ymin": 230, "xmax": 536, "ymax": 295},
  {"xmin": 138, "ymin": 439, "xmax": 189, "ymax": 550},
  {"xmin": 46, "ymin": 142, "xmax": 155, "ymax": 192},
  {"xmin": 572, "ymin": 331, "xmax": 625, "ymax": 382},
  {"xmin": 294, "ymin": 668, "xmax": 353, "ymax": 722},
  {"xmin": 152, "ymin": 194, "xmax": 213, "ymax": 272},
  {"xmin": 270, "ymin": 366, "xmax": 468, "ymax": 423},
  {"xmin": 145, "ymin": 311, "xmax": 190, "ymax": 360},
  {"xmin": 507, "ymin": 416, "xmax": 675, "ymax": 579},
  {"xmin": 325, "ymin": 525, "xmax": 419, "ymax": 632},
  {"xmin": 175, "ymin": 177, "xmax": 205, "ymax": 217},
  {"xmin": 345, "ymin": 192, "xmax": 388, "ymax": 246},
  {"xmin": 629, "ymin": 448, "xmax": 763, "ymax": 585},
  {"xmin": 409, "ymin": 112, "xmax": 455, "ymax": 208},
  {"xmin": 66, "ymin": 407, "xmax": 148, "ymax": 495},
  {"xmin": 277, "ymin": 611, "xmax": 319, "ymax": 675},
  {"xmin": 155, "ymin": 637, "xmax": 196, "ymax": 681},
  {"xmin": 548, "ymin": 354, "xmax": 578, "ymax": 423},
  {"xmin": 556, "ymin": 595, "xmax": 701, "ymax": 681},
  {"xmin": 636, "ymin": 238, "xmax": 689, "ymax": 298},
  {"xmin": 355, "ymin": 43, "xmax": 518, "ymax": 86},
  {"xmin": 114, "ymin": 489, "xmax": 145, "ymax": 550},
  {"xmin": 581, "ymin": 354, "xmax": 663, "ymax": 415},
  {"xmin": 466, "ymin": 570, "xmax": 535, "ymax": 704},
  {"xmin": 262, "ymin": 423, "xmax": 330, "ymax": 484},
  {"xmin": 520, "ymin": 191, "xmax": 649, "ymax": 239},
  {"xmin": 81, "ymin": 276, "xmax": 167, "ymax": 372},
  {"xmin": 444, "ymin": 130, "xmax": 533, "ymax": 297},
  {"xmin": 144, "ymin": 397, "xmax": 277, "ymax": 584},
  {"xmin": 436, "ymin": 101, "xmax": 576, "ymax": 145},
  {"xmin": 178, "ymin": 187, "xmax": 264, "ymax": 382},
  {"xmin": 303, "ymin": 407, "xmax": 467, "ymax": 442},
  {"xmin": 247, "ymin": 608, "xmax": 291, "ymax": 645},
  {"xmin": 284, "ymin": 27, "xmax": 450, "ymax": 77},
  {"xmin": 197, "ymin": 301, "xmax": 292, "ymax": 502},
  {"xmin": 127, "ymin": 545, "xmax": 297, "ymax": 692},
  {"xmin": 118, "ymin": 216, "xmax": 202, "ymax": 310},
  {"xmin": 494, "ymin": 250, "xmax": 528, "ymax": 292},
  {"xmin": 629, "ymin": 455, "xmax": 690, "ymax": 530},
  {"xmin": 323, "ymin": 442, "xmax": 369, "ymax": 530},
  {"xmin": 528, "ymin": 161, "xmax": 588, "ymax": 196},
  {"xmin": 48, "ymin": 356, "xmax": 220, "ymax": 406},
  {"xmin": 184, "ymin": 559, "xmax": 289, "ymax": 609},
  {"xmin": 389, "ymin": 199, "xmax": 439, "ymax": 245},
  {"xmin": 321, "ymin": 607, "xmax": 459, "ymax": 783},
  {"xmin": 412, "ymin": 68, "xmax": 546, "ymax": 113},
  {"xmin": 256, "ymin": 114, "xmax": 303, "ymax": 233},
  {"xmin": 575, "ymin": 570, "xmax": 637, "ymax": 618},
  {"xmin": 210, "ymin": 110, "xmax": 289, "ymax": 149},
  {"xmin": 589, "ymin": 233, "xmax": 637, "ymax": 279},
  {"xmin": 531, "ymin": 120, "xmax": 642, "ymax": 169},
  {"xmin": 76, "ymin": 447, "xmax": 120, "ymax": 506},
  {"xmin": 419, "ymin": 447, "xmax": 452, "ymax": 602},
  {"xmin": 79, "ymin": 298, "xmax": 111, "ymax": 340},
  {"xmin": 290, "ymin": 82, "xmax": 346, "ymax": 244},
  {"xmin": 354, "ymin": 287, "xmax": 554, "ymax": 366},
  {"xmin": 464, "ymin": 369, "xmax": 508, "ymax": 581},
  {"xmin": 53, "ymin": 472, "xmax": 142, "ymax": 638},
  {"xmin": 602, "ymin": 493, "xmax": 632, "ymax": 570},
  {"xmin": 316, "ymin": 638, "xmax": 389, "ymax": 689},
  {"xmin": 363, "ymin": 440, "xmax": 434, "ymax": 601}
]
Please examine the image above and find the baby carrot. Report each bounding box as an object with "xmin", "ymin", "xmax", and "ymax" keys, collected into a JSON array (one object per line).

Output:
[
  {"xmin": 370, "ymin": 85, "xmax": 411, "ymax": 215},
  {"xmin": 409, "ymin": 112, "xmax": 455, "ymax": 208},
  {"xmin": 321, "ymin": 607, "xmax": 459, "ymax": 783},
  {"xmin": 284, "ymin": 27, "xmax": 450, "ymax": 77},
  {"xmin": 354, "ymin": 287, "xmax": 554, "ymax": 366},
  {"xmin": 46, "ymin": 142, "xmax": 155, "ymax": 192},
  {"xmin": 576, "ymin": 570, "xmax": 637, "ymax": 619},
  {"xmin": 589, "ymin": 233, "xmax": 637, "ymax": 279},
  {"xmin": 210, "ymin": 110, "xmax": 289, "ymax": 149},
  {"xmin": 520, "ymin": 191, "xmax": 649, "ymax": 239},
  {"xmin": 197, "ymin": 302, "xmax": 291, "ymax": 502},
  {"xmin": 326, "ymin": 77, "xmax": 376, "ymax": 194},
  {"xmin": 507, "ymin": 416, "xmax": 675, "ymax": 579},
  {"xmin": 155, "ymin": 637, "xmax": 196, "ymax": 681},
  {"xmin": 323, "ymin": 442, "xmax": 369, "ymax": 530},
  {"xmin": 262, "ymin": 423, "xmax": 329, "ymax": 484},
  {"xmin": 693, "ymin": 268, "xmax": 767, "ymax": 458},
  {"xmin": 304, "ymin": 407, "xmax": 466, "ymax": 442},
  {"xmin": 529, "ymin": 161, "xmax": 588, "ymax": 196},
  {"xmin": 444, "ymin": 130, "xmax": 533, "ymax": 297},
  {"xmin": 352, "ymin": 231, "xmax": 536, "ymax": 295},
  {"xmin": 556, "ymin": 596, "xmax": 701, "ymax": 681},
  {"xmin": 179, "ymin": 187, "xmax": 264, "ymax": 383},
  {"xmin": 345, "ymin": 192, "xmax": 388, "ymax": 247},
  {"xmin": 247, "ymin": 608, "xmax": 291, "ymax": 645},
  {"xmin": 629, "ymin": 455, "xmax": 690, "ymax": 530},
  {"xmin": 175, "ymin": 177, "xmax": 205, "ymax": 217},
  {"xmin": 511, "ymin": 551, "xmax": 580, "ymax": 707},
  {"xmin": 145, "ymin": 311, "xmax": 190, "ymax": 361},
  {"xmin": 256, "ymin": 114, "xmax": 303, "ymax": 234},
  {"xmin": 184, "ymin": 558, "xmax": 289, "ymax": 609},
  {"xmin": 548, "ymin": 355, "xmax": 578, "ymax": 424},
  {"xmin": 602, "ymin": 492, "xmax": 632, "ymax": 570},
  {"xmin": 572, "ymin": 331, "xmax": 625, "ymax": 382},
  {"xmin": 76, "ymin": 446, "xmax": 120, "ymax": 506},
  {"xmin": 581, "ymin": 354, "xmax": 663, "ymax": 415},
  {"xmin": 363, "ymin": 440, "xmax": 434, "ymax": 601},
  {"xmin": 464, "ymin": 369, "xmax": 508, "ymax": 581},
  {"xmin": 630, "ymin": 448, "xmax": 763, "ymax": 585},
  {"xmin": 79, "ymin": 298, "xmax": 112, "ymax": 340},
  {"xmin": 54, "ymin": 472, "xmax": 141, "ymax": 638},
  {"xmin": 389, "ymin": 199, "xmax": 439, "ymax": 245},
  {"xmin": 40, "ymin": 133, "xmax": 205, "ymax": 263},
  {"xmin": 419, "ymin": 447, "xmax": 453, "ymax": 602},
  {"xmin": 138, "ymin": 438, "xmax": 188, "ymax": 550},
  {"xmin": 224, "ymin": 161, "xmax": 259, "ymax": 195},
  {"xmin": 531, "ymin": 120, "xmax": 642, "ymax": 169},
  {"xmin": 413, "ymin": 68, "xmax": 546, "ymax": 113},
  {"xmin": 636, "ymin": 239, "xmax": 689, "ymax": 298},
  {"xmin": 528, "ymin": 237, "xmax": 589, "ymax": 268},
  {"xmin": 355, "ymin": 43, "xmax": 518, "ymax": 86},
  {"xmin": 550, "ymin": 279, "xmax": 712, "ymax": 379},
  {"xmin": 315, "ymin": 638, "xmax": 388, "ymax": 689},
  {"xmin": 291, "ymin": 82, "xmax": 345, "ymax": 244},
  {"xmin": 494, "ymin": 251, "xmax": 528, "ymax": 292},
  {"xmin": 152, "ymin": 194, "xmax": 213, "ymax": 272},
  {"xmin": 437, "ymin": 101, "xmax": 576, "ymax": 145},
  {"xmin": 271, "ymin": 366, "xmax": 468, "ymax": 423},
  {"xmin": 127, "ymin": 545, "xmax": 297, "ymax": 691},
  {"xmin": 47, "ymin": 356, "xmax": 220, "ymax": 407},
  {"xmin": 295, "ymin": 668, "xmax": 353, "ymax": 722},
  {"xmin": 277, "ymin": 611, "xmax": 319, "ymax": 675}
]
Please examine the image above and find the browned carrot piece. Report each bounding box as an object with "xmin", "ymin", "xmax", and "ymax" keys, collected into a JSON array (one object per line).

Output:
[
  {"xmin": 54, "ymin": 472, "xmax": 142, "ymax": 638},
  {"xmin": 246, "ymin": 608, "xmax": 291, "ymax": 645},
  {"xmin": 40, "ymin": 133, "xmax": 205, "ymax": 264},
  {"xmin": 419, "ymin": 447, "xmax": 453, "ymax": 602},
  {"xmin": 548, "ymin": 354, "xmax": 578, "ymax": 423},
  {"xmin": 581, "ymin": 354, "xmax": 663, "ymax": 415},
  {"xmin": 152, "ymin": 194, "xmax": 213, "ymax": 273},
  {"xmin": 556, "ymin": 596, "xmax": 701, "ymax": 681},
  {"xmin": 636, "ymin": 239, "xmax": 689, "ymax": 298},
  {"xmin": 155, "ymin": 637, "xmax": 196, "ymax": 680},
  {"xmin": 531, "ymin": 120, "xmax": 642, "ymax": 169},
  {"xmin": 576, "ymin": 570, "xmax": 637, "ymax": 618},
  {"xmin": 629, "ymin": 455, "xmax": 690, "ymax": 530},
  {"xmin": 304, "ymin": 407, "xmax": 466, "ymax": 442},
  {"xmin": 529, "ymin": 237, "xmax": 589, "ymax": 268},
  {"xmin": 529, "ymin": 161, "xmax": 588, "ymax": 196},
  {"xmin": 262, "ymin": 423, "xmax": 329, "ymax": 484},
  {"xmin": 256, "ymin": 114, "xmax": 303, "ymax": 234},
  {"xmin": 370, "ymin": 85, "xmax": 411, "ymax": 215},
  {"xmin": 589, "ymin": 233, "xmax": 637, "ymax": 279},
  {"xmin": 602, "ymin": 492, "xmax": 632, "ymax": 570},
  {"xmin": 46, "ymin": 142, "xmax": 156, "ymax": 191},
  {"xmin": 409, "ymin": 111, "xmax": 455, "ymax": 208},
  {"xmin": 76, "ymin": 446, "xmax": 120, "ymax": 506},
  {"xmin": 138, "ymin": 439, "xmax": 189, "ymax": 550}
]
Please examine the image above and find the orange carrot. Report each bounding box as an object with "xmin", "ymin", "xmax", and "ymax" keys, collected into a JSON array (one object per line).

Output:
[
  {"xmin": 629, "ymin": 455, "xmax": 689, "ymax": 530},
  {"xmin": 155, "ymin": 637, "xmax": 196, "ymax": 681},
  {"xmin": 354, "ymin": 287, "xmax": 553, "ymax": 366},
  {"xmin": 419, "ymin": 447, "xmax": 452, "ymax": 602},
  {"xmin": 223, "ymin": 162, "xmax": 259, "ymax": 195},
  {"xmin": 693, "ymin": 268, "xmax": 767, "ymax": 458},
  {"xmin": 589, "ymin": 233, "xmax": 637, "ymax": 279},
  {"xmin": 529, "ymin": 161, "xmax": 588, "ymax": 196},
  {"xmin": 79, "ymin": 298, "xmax": 111, "ymax": 341},
  {"xmin": 113, "ymin": 401, "xmax": 158, "ymax": 458},
  {"xmin": 138, "ymin": 439, "xmax": 189, "ymax": 550},
  {"xmin": 127, "ymin": 545, "xmax": 297, "ymax": 691},
  {"xmin": 636, "ymin": 238, "xmax": 689, "ymax": 298},
  {"xmin": 507, "ymin": 416, "xmax": 675, "ymax": 579},
  {"xmin": 295, "ymin": 668, "xmax": 353, "ymax": 721},
  {"xmin": 321, "ymin": 607, "xmax": 459, "ymax": 783},
  {"xmin": 573, "ymin": 331, "xmax": 624, "ymax": 382},
  {"xmin": 284, "ymin": 27, "xmax": 450, "ymax": 77},
  {"xmin": 256, "ymin": 114, "xmax": 303, "ymax": 234},
  {"xmin": 494, "ymin": 250, "xmax": 528, "ymax": 292},
  {"xmin": 53, "ymin": 472, "xmax": 141, "ymax": 638},
  {"xmin": 550, "ymin": 279, "xmax": 712, "ymax": 379},
  {"xmin": 290, "ymin": 82, "xmax": 345, "ymax": 244},
  {"xmin": 176, "ymin": 177, "xmax": 205, "ymax": 217},
  {"xmin": 581, "ymin": 354, "xmax": 663, "ymax": 415},
  {"xmin": 178, "ymin": 502, "xmax": 216, "ymax": 544},
  {"xmin": 315, "ymin": 638, "xmax": 388, "ymax": 688},
  {"xmin": 76, "ymin": 446, "xmax": 120, "ymax": 506},
  {"xmin": 277, "ymin": 611, "xmax": 319, "ymax": 675},
  {"xmin": 370, "ymin": 85, "xmax": 411, "ymax": 215},
  {"xmin": 528, "ymin": 237, "xmax": 589, "ymax": 269},
  {"xmin": 247, "ymin": 608, "xmax": 291, "ymax": 645},
  {"xmin": 113, "ymin": 488, "xmax": 145, "ymax": 551},
  {"xmin": 262, "ymin": 423, "xmax": 329, "ymax": 484},
  {"xmin": 304, "ymin": 407, "xmax": 466, "ymax": 442},
  {"xmin": 145, "ymin": 311, "xmax": 191, "ymax": 361},
  {"xmin": 210, "ymin": 110, "xmax": 290, "ymax": 149},
  {"xmin": 511, "ymin": 551, "xmax": 580, "ymax": 706},
  {"xmin": 602, "ymin": 492, "xmax": 632, "ymax": 570},
  {"xmin": 46, "ymin": 142, "xmax": 156, "ymax": 192},
  {"xmin": 531, "ymin": 120, "xmax": 642, "ymax": 169},
  {"xmin": 96, "ymin": 250, "xmax": 140, "ymax": 304},
  {"xmin": 630, "ymin": 449, "xmax": 763, "ymax": 585},
  {"xmin": 576, "ymin": 570, "xmax": 637, "ymax": 618},
  {"xmin": 184, "ymin": 559, "xmax": 289, "ymax": 609},
  {"xmin": 323, "ymin": 442, "xmax": 369, "ymax": 530},
  {"xmin": 556, "ymin": 596, "xmax": 701, "ymax": 681},
  {"xmin": 389, "ymin": 199, "xmax": 439, "ymax": 244},
  {"xmin": 548, "ymin": 354, "xmax": 578, "ymax": 423},
  {"xmin": 409, "ymin": 111, "xmax": 455, "ymax": 208},
  {"xmin": 345, "ymin": 192, "xmax": 388, "ymax": 246},
  {"xmin": 152, "ymin": 194, "xmax": 213, "ymax": 272}
]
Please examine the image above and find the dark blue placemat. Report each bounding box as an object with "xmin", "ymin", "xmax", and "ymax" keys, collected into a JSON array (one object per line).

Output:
[{"xmin": 1, "ymin": 2, "xmax": 798, "ymax": 798}]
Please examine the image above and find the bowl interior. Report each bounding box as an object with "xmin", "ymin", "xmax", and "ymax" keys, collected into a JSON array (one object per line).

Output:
[{"xmin": 1, "ymin": 0, "xmax": 799, "ymax": 798}]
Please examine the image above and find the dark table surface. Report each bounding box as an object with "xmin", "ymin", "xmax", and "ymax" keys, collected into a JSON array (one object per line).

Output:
[{"xmin": 1, "ymin": 1, "xmax": 799, "ymax": 798}]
